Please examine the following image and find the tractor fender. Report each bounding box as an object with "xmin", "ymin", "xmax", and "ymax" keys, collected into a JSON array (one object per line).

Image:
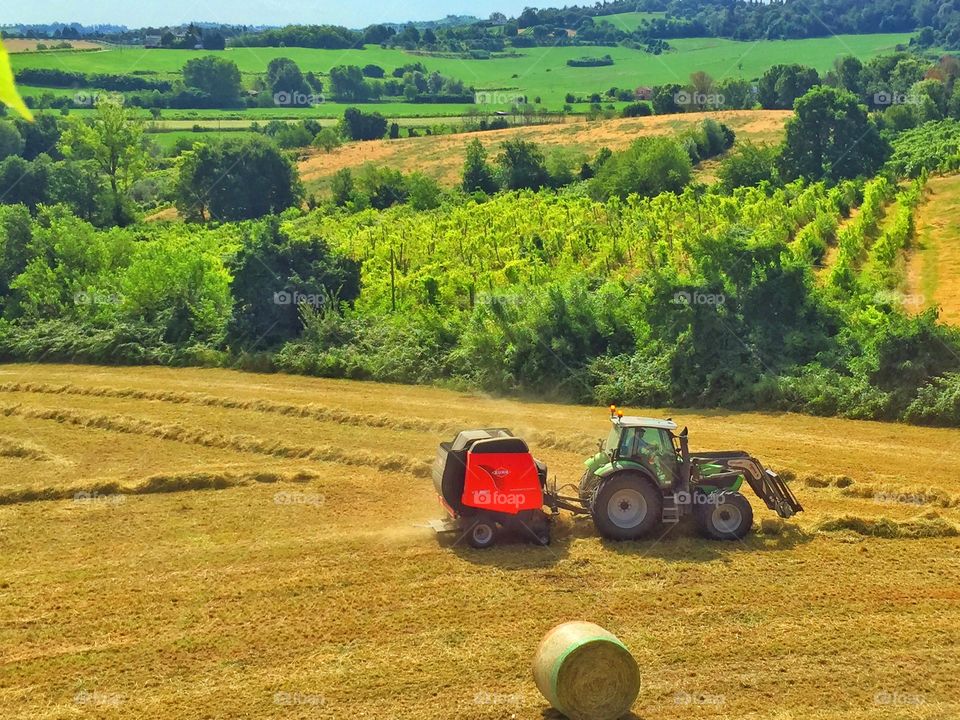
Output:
[
  {"xmin": 591, "ymin": 466, "xmax": 661, "ymax": 504},
  {"xmin": 595, "ymin": 459, "xmax": 671, "ymax": 489}
]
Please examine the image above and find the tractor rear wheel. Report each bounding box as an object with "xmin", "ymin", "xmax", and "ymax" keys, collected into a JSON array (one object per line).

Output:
[
  {"xmin": 464, "ymin": 515, "xmax": 497, "ymax": 549},
  {"xmin": 592, "ymin": 473, "xmax": 663, "ymax": 541},
  {"xmin": 695, "ymin": 492, "xmax": 753, "ymax": 540}
]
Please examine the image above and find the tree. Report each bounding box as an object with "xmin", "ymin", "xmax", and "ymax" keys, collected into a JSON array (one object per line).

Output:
[
  {"xmin": 267, "ymin": 57, "xmax": 310, "ymax": 104},
  {"xmin": 832, "ymin": 56, "xmax": 864, "ymax": 95},
  {"xmin": 330, "ymin": 168, "xmax": 354, "ymax": 206},
  {"xmin": 461, "ymin": 139, "xmax": 498, "ymax": 194},
  {"xmin": 389, "ymin": 122, "xmax": 400, "ymax": 139},
  {"xmin": 779, "ymin": 86, "xmax": 889, "ymax": 183},
  {"xmin": 312, "ymin": 127, "xmax": 342, "ymax": 153},
  {"xmin": 356, "ymin": 165, "xmax": 408, "ymax": 209},
  {"xmin": 175, "ymin": 136, "xmax": 303, "ymax": 221},
  {"xmin": 757, "ymin": 64, "xmax": 820, "ymax": 110},
  {"xmin": 226, "ymin": 216, "xmax": 360, "ymax": 348},
  {"xmin": 329, "ymin": 65, "xmax": 369, "ymax": 101},
  {"xmin": 14, "ymin": 115, "xmax": 62, "ymax": 160},
  {"xmin": 652, "ymin": 84, "xmax": 684, "ymax": 114},
  {"xmin": 718, "ymin": 141, "xmax": 779, "ymax": 190},
  {"xmin": 590, "ymin": 137, "xmax": 692, "ymax": 200},
  {"xmin": 59, "ymin": 97, "xmax": 147, "ymax": 225},
  {"xmin": 407, "ymin": 172, "xmax": 442, "ymax": 210},
  {"xmin": 182, "ymin": 56, "xmax": 242, "ymax": 106},
  {"xmin": 0, "ymin": 121, "xmax": 23, "ymax": 160},
  {"xmin": 340, "ymin": 107, "xmax": 387, "ymax": 141},
  {"xmin": 202, "ymin": 31, "xmax": 226, "ymax": 50},
  {"xmin": 496, "ymin": 139, "xmax": 549, "ymax": 191}
]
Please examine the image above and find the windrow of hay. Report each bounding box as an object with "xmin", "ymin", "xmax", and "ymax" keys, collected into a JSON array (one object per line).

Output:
[
  {"xmin": 0, "ymin": 469, "xmax": 320, "ymax": 505},
  {"xmin": 0, "ymin": 404, "xmax": 431, "ymax": 477},
  {"xmin": 840, "ymin": 483, "xmax": 959, "ymax": 508},
  {"xmin": 817, "ymin": 512, "xmax": 959, "ymax": 539},
  {"xmin": 0, "ymin": 381, "xmax": 607, "ymax": 456},
  {"xmin": 0, "ymin": 381, "xmax": 458, "ymax": 434},
  {"xmin": 0, "ymin": 435, "xmax": 52, "ymax": 461},
  {"xmin": 801, "ymin": 473, "xmax": 856, "ymax": 488},
  {"xmin": 798, "ymin": 470, "xmax": 960, "ymax": 508}
]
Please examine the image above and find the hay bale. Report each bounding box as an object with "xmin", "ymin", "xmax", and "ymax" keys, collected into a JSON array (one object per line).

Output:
[{"xmin": 533, "ymin": 621, "xmax": 640, "ymax": 720}]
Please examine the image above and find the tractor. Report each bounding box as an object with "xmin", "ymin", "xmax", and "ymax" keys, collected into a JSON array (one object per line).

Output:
[{"xmin": 430, "ymin": 406, "xmax": 802, "ymax": 548}]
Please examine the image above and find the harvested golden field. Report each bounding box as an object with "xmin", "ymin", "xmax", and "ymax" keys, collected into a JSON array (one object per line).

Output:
[
  {"xmin": 3, "ymin": 39, "xmax": 105, "ymax": 53},
  {"xmin": 299, "ymin": 110, "xmax": 791, "ymax": 190},
  {"xmin": 0, "ymin": 364, "xmax": 957, "ymax": 720},
  {"xmin": 908, "ymin": 173, "xmax": 960, "ymax": 325}
]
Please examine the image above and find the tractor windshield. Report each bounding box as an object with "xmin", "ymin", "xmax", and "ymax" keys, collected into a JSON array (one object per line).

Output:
[{"xmin": 604, "ymin": 427, "xmax": 621, "ymax": 454}]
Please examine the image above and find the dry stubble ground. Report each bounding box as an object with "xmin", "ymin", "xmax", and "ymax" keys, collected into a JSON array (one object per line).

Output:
[
  {"xmin": 0, "ymin": 364, "xmax": 957, "ymax": 719},
  {"xmin": 298, "ymin": 110, "xmax": 792, "ymax": 190}
]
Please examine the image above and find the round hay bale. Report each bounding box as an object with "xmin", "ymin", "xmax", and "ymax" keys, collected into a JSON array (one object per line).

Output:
[{"xmin": 533, "ymin": 621, "xmax": 640, "ymax": 720}]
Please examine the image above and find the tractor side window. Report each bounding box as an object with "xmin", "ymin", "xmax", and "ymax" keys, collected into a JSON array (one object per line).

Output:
[
  {"xmin": 652, "ymin": 430, "xmax": 674, "ymax": 457},
  {"xmin": 618, "ymin": 428, "xmax": 636, "ymax": 457}
]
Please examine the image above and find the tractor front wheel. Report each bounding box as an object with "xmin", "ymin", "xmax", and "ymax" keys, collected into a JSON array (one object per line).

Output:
[
  {"xmin": 464, "ymin": 515, "xmax": 497, "ymax": 549},
  {"xmin": 695, "ymin": 492, "xmax": 753, "ymax": 540},
  {"xmin": 592, "ymin": 473, "xmax": 663, "ymax": 541}
]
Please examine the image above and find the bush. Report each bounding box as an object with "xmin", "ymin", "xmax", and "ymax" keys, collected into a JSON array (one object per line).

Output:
[
  {"xmin": 621, "ymin": 102, "xmax": 653, "ymax": 118},
  {"xmin": 590, "ymin": 137, "xmax": 692, "ymax": 200},
  {"xmin": 340, "ymin": 107, "xmax": 388, "ymax": 141}
]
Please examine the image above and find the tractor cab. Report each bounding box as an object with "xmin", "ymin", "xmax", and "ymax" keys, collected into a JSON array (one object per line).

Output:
[{"xmin": 595, "ymin": 411, "xmax": 682, "ymax": 488}]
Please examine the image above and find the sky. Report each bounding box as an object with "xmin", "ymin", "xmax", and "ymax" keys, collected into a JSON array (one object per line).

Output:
[{"xmin": 1, "ymin": 0, "xmax": 533, "ymax": 28}]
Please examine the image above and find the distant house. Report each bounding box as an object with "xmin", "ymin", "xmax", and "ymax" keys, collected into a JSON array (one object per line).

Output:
[
  {"xmin": 144, "ymin": 35, "xmax": 162, "ymax": 48},
  {"xmin": 635, "ymin": 86, "xmax": 653, "ymax": 100}
]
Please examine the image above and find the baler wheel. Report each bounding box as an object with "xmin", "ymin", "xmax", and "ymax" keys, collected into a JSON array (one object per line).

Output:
[{"xmin": 464, "ymin": 516, "xmax": 497, "ymax": 549}]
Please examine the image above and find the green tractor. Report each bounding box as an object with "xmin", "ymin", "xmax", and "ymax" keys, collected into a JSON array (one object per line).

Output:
[{"xmin": 549, "ymin": 407, "xmax": 803, "ymax": 541}]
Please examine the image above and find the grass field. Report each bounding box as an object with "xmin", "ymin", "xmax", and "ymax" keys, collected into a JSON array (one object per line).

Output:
[
  {"xmin": 298, "ymin": 109, "xmax": 792, "ymax": 190},
  {"xmin": 11, "ymin": 34, "xmax": 912, "ymax": 107},
  {"xmin": 0, "ymin": 363, "xmax": 957, "ymax": 719},
  {"xmin": 594, "ymin": 12, "xmax": 668, "ymax": 31}
]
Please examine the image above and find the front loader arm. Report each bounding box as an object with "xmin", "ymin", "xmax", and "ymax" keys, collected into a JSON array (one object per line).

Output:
[{"xmin": 692, "ymin": 452, "xmax": 803, "ymax": 519}]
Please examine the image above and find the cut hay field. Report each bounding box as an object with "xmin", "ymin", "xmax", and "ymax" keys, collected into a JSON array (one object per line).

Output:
[
  {"xmin": 299, "ymin": 109, "xmax": 792, "ymax": 189},
  {"xmin": 10, "ymin": 34, "xmax": 911, "ymax": 107},
  {"xmin": 3, "ymin": 39, "xmax": 105, "ymax": 53},
  {"xmin": 0, "ymin": 364, "xmax": 957, "ymax": 719}
]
